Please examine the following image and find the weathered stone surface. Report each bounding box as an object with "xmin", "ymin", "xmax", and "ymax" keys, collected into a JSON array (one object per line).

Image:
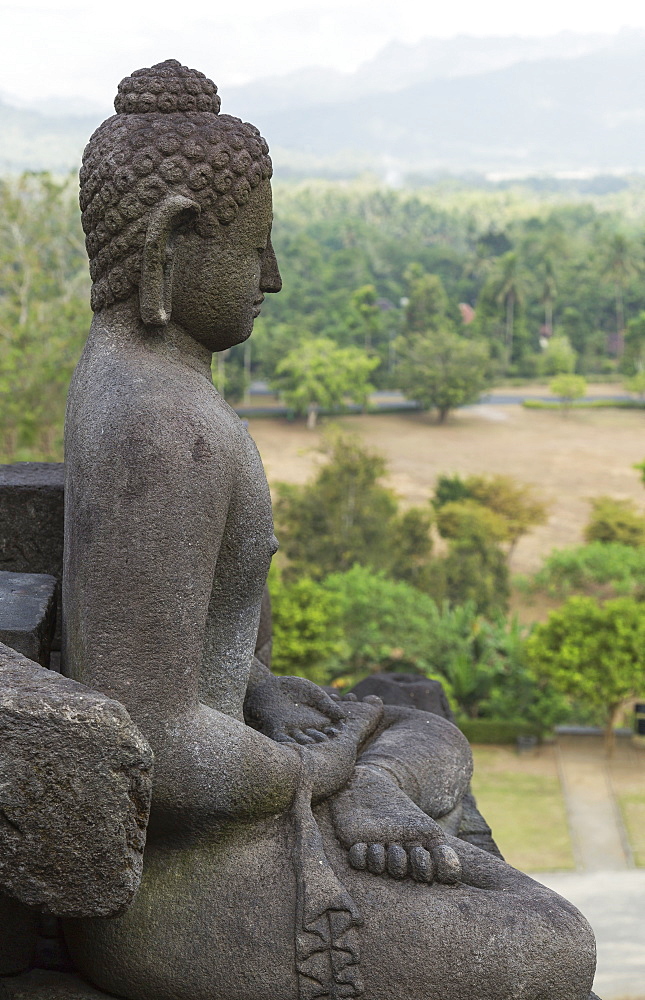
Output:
[
  {"xmin": 0, "ymin": 572, "xmax": 57, "ymax": 667},
  {"xmin": 0, "ymin": 642, "xmax": 152, "ymax": 917},
  {"xmin": 0, "ymin": 971, "xmax": 113, "ymax": 999},
  {"xmin": 0, "ymin": 465, "xmax": 64, "ymax": 580},
  {"xmin": 0, "ymin": 464, "xmax": 65, "ymax": 650}
]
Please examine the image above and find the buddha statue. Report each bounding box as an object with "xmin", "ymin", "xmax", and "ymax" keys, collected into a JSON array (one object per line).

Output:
[{"xmin": 57, "ymin": 59, "xmax": 597, "ymax": 1000}]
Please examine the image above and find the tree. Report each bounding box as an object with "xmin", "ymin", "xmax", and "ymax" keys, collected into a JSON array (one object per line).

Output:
[
  {"xmin": 432, "ymin": 473, "xmax": 548, "ymax": 557},
  {"xmin": 274, "ymin": 432, "xmax": 433, "ymax": 583},
  {"xmin": 269, "ymin": 571, "xmax": 344, "ymax": 686},
  {"xmin": 585, "ymin": 497, "xmax": 645, "ymax": 548},
  {"xmin": 433, "ymin": 508, "xmax": 510, "ymax": 617},
  {"xmin": 538, "ymin": 335, "xmax": 577, "ymax": 377},
  {"xmin": 403, "ymin": 268, "xmax": 451, "ymax": 334},
  {"xmin": 602, "ymin": 232, "xmax": 640, "ymax": 351},
  {"xmin": 464, "ymin": 474, "xmax": 548, "ymax": 556},
  {"xmin": 272, "ymin": 338, "xmax": 378, "ymax": 428},
  {"xmin": 549, "ymin": 374, "xmax": 587, "ymax": 411},
  {"xmin": 321, "ymin": 565, "xmax": 441, "ymax": 681},
  {"xmin": 525, "ymin": 596, "xmax": 645, "ymax": 750},
  {"xmin": 492, "ymin": 251, "xmax": 525, "ymax": 366},
  {"xmin": 540, "ymin": 255, "xmax": 557, "ymax": 334},
  {"xmin": 395, "ymin": 329, "xmax": 491, "ymax": 423},
  {"xmin": 624, "ymin": 371, "xmax": 645, "ymax": 400}
]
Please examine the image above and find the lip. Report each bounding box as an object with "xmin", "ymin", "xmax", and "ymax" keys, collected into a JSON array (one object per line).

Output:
[{"xmin": 252, "ymin": 295, "xmax": 264, "ymax": 317}]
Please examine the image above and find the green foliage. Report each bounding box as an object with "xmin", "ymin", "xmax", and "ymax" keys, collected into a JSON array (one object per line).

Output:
[
  {"xmin": 272, "ymin": 337, "xmax": 378, "ymax": 427},
  {"xmin": 437, "ymin": 540, "xmax": 510, "ymax": 617},
  {"xmin": 433, "ymin": 473, "xmax": 548, "ymax": 554},
  {"xmin": 274, "ymin": 431, "xmax": 432, "ymax": 583},
  {"xmin": 526, "ymin": 541, "xmax": 645, "ymax": 598},
  {"xmin": 431, "ymin": 474, "xmax": 473, "ymax": 510},
  {"xmin": 321, "ymin": 565, "xmax": 440, "ymax": 679},
  {"xmin": 458, "ymin": 719, "xmax": 539, "ymax": 744},
  {"xmin": 525, "ymin": 595, "xmax": 645, "ymax": 741},
  {"xmin": 0, "ymin": 173, "xmax": 90, "ymax": 459},
  {"xmin": 435, "ymin": 500, "xmax": 508, "ymax": 545},
  {"xmin": 624, "ymin": 371, "xmax": 645, "ymax": 399},
  {"xmin": 538, "ymin": 335, "xmax": 577, "ymax": 376},
  {"xmin": 395, "ymin": 328, "xmax": 491, "ymax": 422},
  {"xmin": 585, "ymin": 496, "xmax": 645, "ymax": 547},
  {"xmin": 403, "ymin": 269, "xmax": 451, "ymax": 334},
  {"xmin": 549, "ymin": 374, "xmax": 587, "ymax": 408},
  {"xmin": 269, "ymin": 569, "xmax": 344, "ymax": 686}
]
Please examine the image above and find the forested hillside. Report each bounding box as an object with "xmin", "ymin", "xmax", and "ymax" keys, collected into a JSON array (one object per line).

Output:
[{"xmin": 3, "ymin": 172, "xmax": 645, "ymax": 456}]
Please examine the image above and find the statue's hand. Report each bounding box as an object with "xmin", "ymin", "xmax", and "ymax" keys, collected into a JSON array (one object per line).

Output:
[{"xmin": 244, "ymin": 671, "xmax": 349, "ymax": 745}]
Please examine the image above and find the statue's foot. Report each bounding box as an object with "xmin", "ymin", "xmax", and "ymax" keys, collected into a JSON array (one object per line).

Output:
[{"xmin": 329, "ymin": 764, "xmax": 461, "ymax": 884}]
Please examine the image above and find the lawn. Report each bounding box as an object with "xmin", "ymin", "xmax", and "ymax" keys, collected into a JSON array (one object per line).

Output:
[{"xmin": 470, "ymin": 745, "xmax": 575, "ymax": 871}]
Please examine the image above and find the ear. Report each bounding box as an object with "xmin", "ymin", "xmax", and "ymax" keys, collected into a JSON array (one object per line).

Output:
[{"xmin": 139, "ymin": 195, "xmax": 200, "ymax": 327}]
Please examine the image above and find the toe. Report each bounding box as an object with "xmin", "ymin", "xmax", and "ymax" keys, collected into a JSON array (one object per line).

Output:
[
  {"xmin": 409, "ymin": 845, "xmax": 433, "ymax": 882},
  {"xmin": 433, "ymin": 843, "xmax": 461, "ymax": 885},
  {"xmin": 387, "ymin": 844, "xmax": 408, "ymax": 879},
  {"xmin": 348, "ymin": 843, "xmax": 368, "ymax": 870},
  {"xmin": 293, "ymin": 732, "xmax": 316, "ymax": 745},
  {"xmin": 366, "ymin": 843, "xmax": 386, "ymax": 875}
]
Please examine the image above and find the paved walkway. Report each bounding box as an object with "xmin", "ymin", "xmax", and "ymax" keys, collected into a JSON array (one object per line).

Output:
[
  {"xmin": 533, "ymin": 869, "xmax": 645, "ymax": 1000},
  {"xmin": 540, "ymin": 736, "xmax": 644, "ymax": 998},
  {"xmin": 556, "ymin": 736, "xmax": 633, "ymax": 871}
]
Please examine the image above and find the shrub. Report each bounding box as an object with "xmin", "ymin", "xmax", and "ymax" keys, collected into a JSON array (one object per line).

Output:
[
  {"xmin": 585, "ymin": 496, "xmax": 645, "ymax": 547},
  {"xmin": 527, "ymin": 542, "xmax": 645, "ymax": 597},
  {"xmin": 458, "ymin": 719, "xmax": 539, "ymax": 745}
]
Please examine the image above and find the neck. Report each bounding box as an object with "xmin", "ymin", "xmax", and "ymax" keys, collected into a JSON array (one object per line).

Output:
[{"xmin": 90, "ymin": 298, "xmax": 214, "ymax": 382}]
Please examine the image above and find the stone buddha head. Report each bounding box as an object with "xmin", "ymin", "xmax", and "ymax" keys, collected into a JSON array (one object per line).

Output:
[{"xmin": 79, "ymin": 59, "xmax": 281, "ymax": 351}]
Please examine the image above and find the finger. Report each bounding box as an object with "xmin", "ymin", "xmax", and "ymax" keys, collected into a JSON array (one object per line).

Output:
[
  {"xmin": 409, "ymin": 845, "xmax": 433, "ymax": 883},
  {"xmin": 387, "ymin": 844, "xmax": 408, "ymax": 879},
  {"xmin": 348, "ymin": 843, "xmax": 368, "ymax": 870},
  {"xmin": 366, "ymin": 843, "xmax": 386, "ymax": 875},
  {"xmin": 301, "ymin": 683, "xmax": 348, "ymax": 722},
  {"xmin": 362, "ymin": 695, "xmax": 383, "ymax": 706},
  {"xmin": 323, "ymin": 726, "xmax": 342, "ymax": 737},
  {"xmin": 433, "ymin": 844, "xmax": 461, "ymax": 885},
  {"xmin": 293, "ymin": 732, "xmax": 316, "ymax": 745},
  {"xmin": 304, "ymin": 728, "xmax": 327, "ymax": 743},
  {"xmin": 342, "ymin": 692, "xmax": 358, "ymax": 702},
  {"xmin": 272, "ymin": 733, "xmax": 297, "ymax": 744}
]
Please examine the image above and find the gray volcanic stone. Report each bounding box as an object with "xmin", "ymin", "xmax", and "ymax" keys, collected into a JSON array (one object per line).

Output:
[
  {"xmin": 0, "ymin": 465, "xmax": 65, "ymax": 580},
  {"xmin": 0, "ymin": 464, "xmax": 65, "ymax": 650},
  {"xmin": 0, "ymin": 572, "xmax": 57, "ymax": 667},
  {"xmin": 0, "ymin": 642, "xmax": 152, "ymax": 917}
]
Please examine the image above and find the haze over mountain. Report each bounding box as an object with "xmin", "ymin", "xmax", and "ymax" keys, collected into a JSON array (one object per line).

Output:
[{"xmin": 2, "ymin": 30, "xmax": 645, "ymax": 178}]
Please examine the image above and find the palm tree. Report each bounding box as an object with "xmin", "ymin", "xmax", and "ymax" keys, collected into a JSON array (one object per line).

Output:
[
  {"xmin": 493, "ymin": 252, "xmax": 524, "ymax": 367},
  {"xmin": 602, "ymin": 233, "xmax": 640, "ymax": 354},
  {"xmin": 540, "ymin": 256, "xmax": 557, "ymax": 335}
]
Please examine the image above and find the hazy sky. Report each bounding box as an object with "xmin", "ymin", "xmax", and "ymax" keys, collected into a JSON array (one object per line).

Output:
[{"xmin": 2, "ymin": 0, "xmax": 645, "ymax": 105}]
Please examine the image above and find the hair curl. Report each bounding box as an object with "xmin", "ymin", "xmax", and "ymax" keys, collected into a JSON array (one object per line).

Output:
[{"xmin": 80, "ymin": 59, "xmax": 273, "ymax": 312}]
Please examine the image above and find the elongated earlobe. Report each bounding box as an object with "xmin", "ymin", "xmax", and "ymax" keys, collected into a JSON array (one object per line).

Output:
[{"xmin": 140, "ymin": 195, "xmax": 200, "ymax": 327}]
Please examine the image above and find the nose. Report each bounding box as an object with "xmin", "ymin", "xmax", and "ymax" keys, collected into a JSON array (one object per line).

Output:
[{"xmin": 260, "ymin": 238, "xmax": 282, "ymax": 294}]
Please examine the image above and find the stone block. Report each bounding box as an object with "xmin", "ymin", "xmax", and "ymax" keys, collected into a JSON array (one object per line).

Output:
[
  {"xmin": 0, "ymin": 572, "xmax": 57, "ymax": 667},
  {"xmin": 0, "ymin": 465, "xmax": 65, "ymax": 580},
  {"xmin": 0, "ymin": 642, "xmax": 153, "ymax": 918},
  {"xmin": 0, "ymin": 464, "xmax": 65, "ymax": 650}
]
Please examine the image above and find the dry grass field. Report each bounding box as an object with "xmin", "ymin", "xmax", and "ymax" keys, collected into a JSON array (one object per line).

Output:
[{"xmin": 248, "ymin": 387, "xmax": 645, "ymax": 588}]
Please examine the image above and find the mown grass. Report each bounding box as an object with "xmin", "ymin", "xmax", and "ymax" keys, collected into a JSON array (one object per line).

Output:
[{"xmin": 470, "ymin": 746, "xmax": 575, "ymax": 872}]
